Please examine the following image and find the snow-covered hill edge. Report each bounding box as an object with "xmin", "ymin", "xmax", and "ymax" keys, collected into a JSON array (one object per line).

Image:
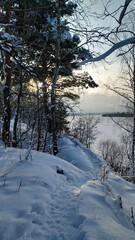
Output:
[{"xmin": 0, "ymin": 136, "xmax": 135, "ymax": 240}]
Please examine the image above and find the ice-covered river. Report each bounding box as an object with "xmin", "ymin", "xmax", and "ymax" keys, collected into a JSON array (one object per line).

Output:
[{"xmin": 91, "ymin": 115, "xmax": 124, "ymax": 153}]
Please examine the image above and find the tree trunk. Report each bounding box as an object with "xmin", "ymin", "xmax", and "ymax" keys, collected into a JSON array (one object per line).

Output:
[
  {"xmin": 131, "ymin": 57, "xmax": 135, "ymax": 177},
  {"xmin": 51, "ymin": 0, "xmax": 61, "ymax": 155},
  {"xmin": 36, "ymin": 84, "xmax": 41, "ymax": 151},
  {"xmin": 12, "ymin": 77, "xmax": 22, "ymax": 147},
  {"xmin": 42, "ymin": 52, "xmax": 49, "ymax": 151},
  {"xmin": 2, "ymin": 1, "xmax": 12, "ymax": 146}
]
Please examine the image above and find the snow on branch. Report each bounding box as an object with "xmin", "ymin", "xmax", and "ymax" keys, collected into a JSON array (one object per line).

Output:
[{"xmin": 79, "ymin": 37, "xmax": 135, "ymax": 65}]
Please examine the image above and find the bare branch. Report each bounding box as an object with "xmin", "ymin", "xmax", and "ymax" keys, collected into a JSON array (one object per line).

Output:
[
  {"xmin": 111, "ymin": 117, "xmax": 132, "ymax": 133},
  {"xmin": 79, "ymin": 37, "xmax": 135, "ymax": 65},
  {"xmin": 118, "ymin": 0, "xmax": 133, "ymax": 25},
  {"xmin": 105, "ymin": 84, "xmax": 133, "ymax": 103}
]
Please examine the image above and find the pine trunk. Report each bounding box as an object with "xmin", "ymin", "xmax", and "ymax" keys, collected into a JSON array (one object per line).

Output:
[{"xmin": 2, "ymin": 1, "xmax": 12, "ymax": 146}]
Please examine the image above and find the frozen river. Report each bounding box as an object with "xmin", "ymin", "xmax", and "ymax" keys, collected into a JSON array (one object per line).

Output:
[{"xmin": 91, "ymin": 115, "xmax": 124, "ymax": 153}]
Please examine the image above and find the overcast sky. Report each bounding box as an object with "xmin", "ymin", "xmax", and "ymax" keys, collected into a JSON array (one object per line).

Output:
[{"xmin": 79, "ymin": 56, "xmax": 122, "ymax": 113}]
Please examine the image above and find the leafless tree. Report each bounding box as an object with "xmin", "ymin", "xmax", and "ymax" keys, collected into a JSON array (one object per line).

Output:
[
  {"xmin": 105, "ymin": 42, "xmax": 135, "ymax": 177},
  {"xmin": 99, "ymin": 139, "xmax": 123, "ymax": 172},
  {"xmin": 71, "ymin": 115, "xmax": 100, "ymax": 149}
]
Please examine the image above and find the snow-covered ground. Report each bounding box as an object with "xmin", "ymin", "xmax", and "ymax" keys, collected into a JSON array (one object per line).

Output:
[{"xmin": 0, "ymin": 136, "xmax": 135, "ymax": 240}]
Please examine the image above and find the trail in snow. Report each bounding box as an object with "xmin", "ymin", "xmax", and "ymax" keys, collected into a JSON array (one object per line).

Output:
[{"xmin": 43, "ymin": 179, "xmax": 84, "ymax": 240}]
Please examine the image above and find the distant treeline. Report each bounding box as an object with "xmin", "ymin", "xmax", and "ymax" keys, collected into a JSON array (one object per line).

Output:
[{"xmin": 102, "ymin": 112, "xmax": 134, "ymax": 117}]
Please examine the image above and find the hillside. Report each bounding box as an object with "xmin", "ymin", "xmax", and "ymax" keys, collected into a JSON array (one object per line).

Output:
[{"xmin": 0, "ymin": 136, "xmax": 135, "ymax": 240}]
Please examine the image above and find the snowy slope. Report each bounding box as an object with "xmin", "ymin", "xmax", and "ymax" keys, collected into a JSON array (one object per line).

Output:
[{"xmin": 0, "ymin": 137, "xmax": 135, "ymax": 240}]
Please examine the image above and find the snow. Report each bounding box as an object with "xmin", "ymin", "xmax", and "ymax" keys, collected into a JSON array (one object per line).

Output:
[
  {"xmin": 0, "ymin": 136, "xmax": 135, "ymax": 240},
  {"xmin": 1, "ymin": 32, "xmax": 16, "ymax": 41},
  {"xmin": 61, "ymin": 30, "xmax": 72, "ymax": 41},
  {"xmin": 10, "ymin": 119, "xmax": 27, "ymax": 133}
]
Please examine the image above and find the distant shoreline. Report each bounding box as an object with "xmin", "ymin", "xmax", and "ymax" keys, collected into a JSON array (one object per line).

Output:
[
  {"xmin": 102, "ymin": 112, "xmax": 133, "ymax": 117},
  {"xmin": 70, "ymin": 112, "xmax": 133, "ymax": 117}
]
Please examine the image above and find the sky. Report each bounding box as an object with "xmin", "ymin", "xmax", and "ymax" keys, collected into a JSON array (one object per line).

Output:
[
  {"xmin": 79, "ymin": 57, "xmax": 123, "ymax": 113},
  {"xmin": 77, "ymin": 0, "xmax": 134, "ymax": 113}
]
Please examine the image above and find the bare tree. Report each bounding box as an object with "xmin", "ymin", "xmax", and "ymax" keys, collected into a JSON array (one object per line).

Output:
[
  {"xmin": 105, "ymin": 42, "xmax": 135, "ymax": 177},
  {"xmin": 71, "ymin": 115, "xmax": 100, "ymax": 149},
  {"xmin": 99, "ymin": 139, "xmax": 123, "ymax": 172}
]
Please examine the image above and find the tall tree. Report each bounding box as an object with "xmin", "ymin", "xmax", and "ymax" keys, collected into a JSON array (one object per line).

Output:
[
  {"xmin": 2, "ymin": 0, "xmax": 12, "ymax": 146},
  {"xmin": 0, "ymin": 0, "xmax": 97, "ymax": 151}
]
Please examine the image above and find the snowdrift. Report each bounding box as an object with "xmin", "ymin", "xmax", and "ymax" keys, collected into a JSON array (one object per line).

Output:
[{"xmin": 0, "ymin": 137, "xmax": 135, "ymax": 240}]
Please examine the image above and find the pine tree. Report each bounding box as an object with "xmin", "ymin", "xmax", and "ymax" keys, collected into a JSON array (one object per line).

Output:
[{"xmin": 0, "ymin": 0, "xmax": 97, "ymax": 153}]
